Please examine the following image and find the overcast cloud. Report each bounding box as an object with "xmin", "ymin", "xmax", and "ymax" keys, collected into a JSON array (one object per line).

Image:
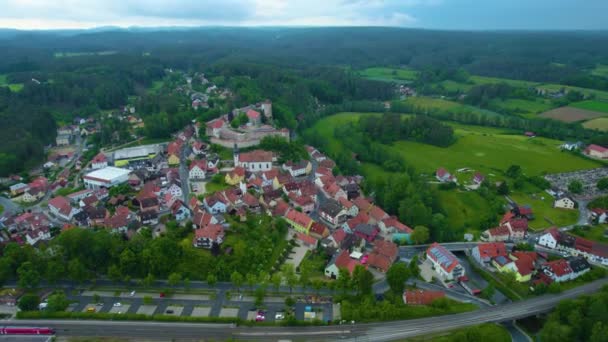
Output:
[{"xmin": 0, "ymin": 0, "xmax": 606, "ymax": 30}]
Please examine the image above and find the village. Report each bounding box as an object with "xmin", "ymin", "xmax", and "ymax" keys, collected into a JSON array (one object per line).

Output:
[{"xmin": 0, "ymin": 70, "xmax": 606, "ymax": 325}]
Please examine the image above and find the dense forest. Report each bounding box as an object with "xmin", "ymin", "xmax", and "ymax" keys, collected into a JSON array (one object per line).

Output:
[{"xmin": 2, "ymin": 28, "xmax": 608, "ymax": 175}]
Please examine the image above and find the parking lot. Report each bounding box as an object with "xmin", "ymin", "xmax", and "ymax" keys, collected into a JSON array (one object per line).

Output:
[{"xmin": 65, "ymin": 291, "xmax": 334, "ymax": 323}]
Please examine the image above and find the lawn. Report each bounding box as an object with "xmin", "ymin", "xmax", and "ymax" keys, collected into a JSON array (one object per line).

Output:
[
  {"xmin": 403, "ymin": 97, "xmax": 461, "ymax": 111},
  {"xmin": 582, "ymin": 117, "xmax": 608, "ymax": 131},
  {"xmin": 509, "ymin": 192, "xmax": 579, "ymax": 229},
  {"xmin": 439, "ymin": 80, "xmax": 473, "ymax": 92},
  {"xmin": 358, "ymin": 67, "xmax": 417, "ymax": 83},
  {"xmin": 570, "ymin": 100, "xmax": 608, "ymax": 114},
  {"xmin": 437, "ymin": 190, "xmax": 494, "ymax": 232},
  {"xmin": 308, "ymin": 112, "xmax": 601, "ymax": 177},
  {"xmin": 570, "ymin": 225, "xmax": 608, "ymax": 243}
]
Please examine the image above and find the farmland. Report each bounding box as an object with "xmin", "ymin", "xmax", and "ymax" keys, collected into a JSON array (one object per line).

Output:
[
  {"xmin": 570, "ymin": 100, "xmax": 608, "ymax": 114},
  {"xmin": 591, "ymin": 64, "xmax": 608, "ymax": 78},
  {"xmin": 0, "ymin": 74, "xmax": 24, "ymax": 92},
  {"xmin": 539, "ymin": 106, "xmax": 605, "ymax": 122},
  {"xmin": 307, "ymin": 112, "xmax": 601, "ymax": 178},
  {"xmin": 582, "ymin": 117, "xmax": 608, "ymax": 131},
  {"xmin": 358, "ymin": 67, "xmax": 418, "ymax": 83},
  {"xmin": 490, "ymin": 98, "xmax": 553, "ymax": 116}
]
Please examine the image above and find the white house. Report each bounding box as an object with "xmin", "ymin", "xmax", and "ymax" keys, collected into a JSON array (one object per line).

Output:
[
  {"xmin": 165, "ymin": 183, "xmax": 183, "ymax": 200},
  {"xmin": 234, "ymin": 149, "xmax": 273, "ymax": 172},
  {"xmin": 426, "ymin": 243, "xmax": 465, "ymax": 281},
  {"xmin": 204, "ymin": 194, "xmax": 228, "ymax": 214},
  {"xmin": 189, "ymin": 161, "xmax": 209, "ymax": 180},
  {"xmin": 25, "ymin": 227, "xmax": 51, "ymax": 245},
  {"xmin": 554, "ymin": 197, "xmax": 575, "ymax": 209},
  {"xmin": 90, "ymin": 153, "xmax": 108, "ymax": 170},
  {"xmin": 538, "ymin": 229, "xmax": 560, "ymax": 249}
]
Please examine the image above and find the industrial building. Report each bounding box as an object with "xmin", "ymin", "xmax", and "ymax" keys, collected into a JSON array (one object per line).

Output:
[{"xmin": 83, "ymin": 167, "xmax": 131, "ymax": 189}]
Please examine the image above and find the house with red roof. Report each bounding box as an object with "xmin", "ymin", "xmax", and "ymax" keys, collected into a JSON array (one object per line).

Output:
[
  {"xmin": 324, "ymin": 249, "xmax": 361, "ymax": 279},
  {"xmin": 343, "ymin": 212, "xmax": 370, "ymax": 233},
  {"xmin": 234, "ymin": 150, "xmax": 273, "ymax": 172},
  {"xmin": 353, "ymin": 197, "xmax": 372, "ymax": 213},
  {"xmin": 379, "ymin": 217, "xmax": 412, "ymax": 235},
  {"xmin": 472, "ymin": 242, "xmax": 508, "ymax": 264},
  {"xmin": 48, "ymin": 196, "xmax": 79, "ymax": 221},
  {"xmin": 538, "ymin": 228, "xmax": 561, "ymax": 249},
  {"xmin": 91, "ymin": 152, "xmax": 108, "ymax": 170},
  {"xmin": 403, "ymin": 290, "xmax": 445, "ymax": 305},
  {"xmin": 225, "ymin": 166, "xmax": 246, "ymax": 185},
  {"xmin": 203, "ymin": 193, "xmax": 229, "ymax": 214},
  {"xmin": 480, "ymin": 218, "xmax": 528, "ymax": 242},
  {"xmin": 284, "ymin": 210, "xmax": 314, "ymax": 234},
  {"xmin": 436, "ymin": 168, "xmax": 455, "ymax": 183},
  {"xmin": 171, "ymin": 200, "xmax": 191, "ymax": 221},
  {"xmin": 493, "ymin": 251, "xmax": 537, "ymax": 282},
  {"xmin": 368, "ymin": 206, "xmax": 389, "ymax": 224},
  {"xmin": 192, "ymin": 208, "xmax": 218, "ymax": 228},
  {"xmin": 246, "ymin": 109, "xmax": 261, "ymax": 126},
  {"xmin": 296, "ymin": 232, "xmax": 318, "ymax": 248},
  {"xmin": 193, "ymin": 224, "xmax": 225, "ymax": 249},
  {"xmin": 206, "ymin": 118, "xmax": 226, "ymax": 138},
  {"xmin": 367, "ymin": 240, "xmax": 398, "ymax": 272},
  {"xmin": 310, "ymin": 222, "xmax": 330, "ymax": 239},
  {"xmin": 189, "ymin": 159, "xmax": 217, "ymax": 180},
  {"xmin": 339, "ymin": 197, "xmax": 359, "ymax": 217},
  {"xmin": 584, "ymin": 144, "xmax": 608, "ymax": 159},
  {"xmin": 192, "ymin": 141, "xmax": 206, "ymax": 155},
  {"xmin": 242, "ymin": 192, "xmax": 261, "ymax": 213},
  {"xmin": 473, "ymin": 172, "xmax": 485, "ymax": 185},
  {"xmin": 426, "ymin": 242, "xmax": 465, "ymax": 281}
]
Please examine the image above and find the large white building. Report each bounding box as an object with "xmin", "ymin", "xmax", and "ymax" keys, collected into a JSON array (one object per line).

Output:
[
  {"xmin": 234, "ymin": 149, "xmax": 273, "ymax": 172},
  {"xmin": 83, "ymin": 167, "xmax": 131, "ymax": 190},
  {"xmin": 426, "ymin": 242, "xmax": 465, "ymax": 281}
]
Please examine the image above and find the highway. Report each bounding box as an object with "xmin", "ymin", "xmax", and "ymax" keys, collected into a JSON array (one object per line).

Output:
[{"xmin": 8, "ymin": 277, "xmax": 606, "ymax": 341}]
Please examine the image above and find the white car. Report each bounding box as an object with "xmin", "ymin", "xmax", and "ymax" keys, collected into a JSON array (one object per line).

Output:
[
  {"xmin": 130, "ymin": 291, "xmax": 136, "ymax": 297},
  {"xmin": 113, "ymin": 302, "xmax": 122, "ymax": 307},
  {"xmin": 275, "ymin": 312, "xmax": 285, "ymax": 320}
]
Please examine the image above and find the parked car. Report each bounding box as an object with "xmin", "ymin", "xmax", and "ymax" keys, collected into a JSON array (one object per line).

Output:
[
  {"xmin": 86, "ymin": 307, "xmax": 96, "ymax": 313},
  {"xmin": 130, "ymin": 291, "xmax": 136, "ymax": 297},
  {"xmin": 166, "ymin": 309, "xmax": 174, "ymax": 314},
  {"xmin": 255, "ymin": 310, "xmax": 266, "ymax": 322},
  {"xmin": 275, "ymin": 312, "xmax": 285, "ymax": 320},
  {"xmin": 113, "ymin": 302, "xmax": 122, "ymax": 307}
]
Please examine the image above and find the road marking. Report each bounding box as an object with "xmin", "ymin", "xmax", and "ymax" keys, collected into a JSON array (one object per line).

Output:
[{"xmin": 236, "ymin": 330, "xmax": 349, "ymax": 336}]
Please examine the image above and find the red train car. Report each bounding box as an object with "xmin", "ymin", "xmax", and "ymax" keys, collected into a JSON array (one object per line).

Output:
[{"xmin": 0, "ymin": 326, "xmax": 55, "ymax": 335}]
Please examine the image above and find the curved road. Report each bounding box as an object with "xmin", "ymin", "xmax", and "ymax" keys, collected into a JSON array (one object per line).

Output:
[{"xmin": 10, "ymin": 278, "xmax": 607, "ymax": 341}]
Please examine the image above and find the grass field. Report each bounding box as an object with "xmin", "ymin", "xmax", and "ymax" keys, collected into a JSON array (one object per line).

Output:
[
  {"xmin": 470, "ymin": 75, "xmax": 539, "ymax": 88},
  {"xmin": 358, "ymin": 67, "xmax": 417, "ymax": 83},
  {"xmin": 0, "ymin": 74, "xmax": 24, "ymax": 92},
  {"xmin": 570, "ymin": 225, "xmax": 608, "ymax": 243},
  {"xmin": 570, "ymin": 100, "xmax": 608, "ymax": 114},
  {"xmin": 539, "ymin": 106, "xmax": 605, "ymax": 122},
  {"xmin": 591, "ymin": 64, "xmax": 608, "ymax": 78},
  {"xmin": 509, "ymin": 192, "xmax": 579, "ymax": 229},
  {"xmin": 491, "ymin": 98, "xmax": 554, "ymax": 115},
  {"xmin": 438, "ymin": 190, "xmax": 493, "ymax": 232},
  {"xmin": 582, "ymin": 117, "xmax": 608, "ymax": 131},
  {"xmin": 403, "ymin": 97, "xmax": 462, "ymax": 111},
  {"xmin": 307, "ymin": 112, "xmax": 601, "ymax": 178}
]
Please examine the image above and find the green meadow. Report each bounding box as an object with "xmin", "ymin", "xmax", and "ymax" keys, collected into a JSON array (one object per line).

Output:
[
  {"xmin": 570, "ymin": 100, "xmax": 608, "ymax": 114},
  {"xmin": 358, "ymin": 67, "xmax": 418, "ymax": 83}
]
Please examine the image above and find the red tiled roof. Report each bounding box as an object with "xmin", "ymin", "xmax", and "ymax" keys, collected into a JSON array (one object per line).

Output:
[
  {"xmin": 207, "ymin": 119, "xmax": 225, "ymax": 129},
  {"xmin": 477, "ymin": 242, "xmax": 507, "ymax": 259},
  {"xmin": 273, "ymin": 200, "xmax": 290, "ymax": 217},
  {"xmin": 501, "ymin": 211, "xmax": 515, "ymax": 224},
  {"xmin": 92, "ymin": 152, "xmax": 107, "ymax": 163},
  {"xmin": 195, "ymin": 224, "xmax": 224, "ymax": 241},
  {"xmin": 334, "ymin": 249, "xmax": 360, "ymax": 274},
  {"xmin": 48, "ymin": 196, "xmax": 70, "ymax": 210},
  {"xmin": 514, "ymin": 258, "xmax": 535, "ymax": 276},
  {"xmin": 346, "ymin": 212, "xmax": 370, "ymax": 229},
  {"xmin": 285, "ymin": 210, "xmax": 313, "ymax": 228},
  {"xmin": 436, "ymin": 167, "xmax": 448, "ymax": 178},
  {"xmin": 297, "ymin": 232, "xmax": 317, "ymax": 246},
  {"xmin": 374, "ymin": 240, "xmax": 398, "ymax": 259},
  {"xmin": 189, "ymin": 159, "xmax": 210, "ymax": 171},
  {"xmin": 243, "ymin": 192, "xmax": 260, "ymax": 207},
  {"xmin": 381, "ymin": 217, "xmax": 413, "ymax": 233},
  {"xmin": 193, "ymin": 209, "xmax": 214, "ymax": 227},
  {"xmin": 319, "ymin": 159, "xmax": 336, "ymax": 169},
  {"xmin": 339, "ymin": 197, "xmax": 354, "ymax": 209},
  {"xmin": 230, "ymin": 166, "xmax": 246, "ymax": 178},
  {"xmin": 310, "ymin": 222, "xmax": 329, "ymax": 236},
  {"xmin": 586, "ymin": 144, "xmax": 608, "ymax": 153},
  {"xmin": 544, "ymin": 259, "xmax": 572, "ymax": 277},
  {"xmin": 427, "ymin": 242, "xmax": 460, "ymax": 273},
  {"xmin": 488, "ymin": 225, "xmax": 510, "ymax": 237},
  {"xmin": 508, "ymin": 218, "xmax": 528, "ymax": 232},
  {"xmin": 246, "ymin": 109, "xmax": 260, "ymax": 119},
  {"xmin": 238, "ymin": 150, "xmax": 273, "ymax": 163},
  {"xmin": 167, "ymin": 140, "xmax": 183, "ymax": 155},
  {"xmin": 353, "ymin": 197, "xmax": 372, "ymax": 212},
  {"xmin": 403, "ymin": 290, "xmax": 445, "ymax": 305},
  {"xmin": 331, "ymin": 228, "xmax": 347, "ymax": 244},
  {"xmin": 369, "ymin": 206, "xmax": 388, "ymax": 221}
]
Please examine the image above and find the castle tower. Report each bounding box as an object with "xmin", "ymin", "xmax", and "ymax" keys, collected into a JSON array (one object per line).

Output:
[
  {"xmin": 233, "ymin": 143, "xmax": 239, "ymax": 166},
  {"xmin": 261, "ymin": 100, "xmax": 272, "ymax": 119}
]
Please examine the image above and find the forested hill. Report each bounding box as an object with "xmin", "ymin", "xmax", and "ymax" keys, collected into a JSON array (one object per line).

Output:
[
  {"xmin": 2, "ymin": 27, "xmax": 608, "ymax": 80},
  {"xmin": 2, "ymin": 27, "xmax": 608, "ymax": 176}
]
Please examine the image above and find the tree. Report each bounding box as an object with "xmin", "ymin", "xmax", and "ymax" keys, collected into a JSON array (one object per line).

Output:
[
  {"xmin": 142, "ymin": 273, "xmax": 155, "ymax": 288},
  {"xmin": 281, "ymin": 264, "xmax": 298, "ymax": 293},
  {"xmin": 254, "ymin": 286, "xmax": 266, "ymax": 307},
  {"xmin": 68, "ymin": 258, "xmax": 89, "ymax": 284},
  {"xmin": 409, "ymin": 256, "xmax": 420, "ymax": 278},
  {"xmin": 598, "ymin": 178, "xmax": 608, "ymax": 190},
  {"xmin": 271, "ymin": 273, "xmax": 282, "ymax": 292},
  {"xmin": 184, "ymin": 278, "xmax": 191, "ymax": 291},
  {"xmin": 46, "ymin": 292, "xmax": 69, "ymax": 312},
  {"xmin": 168, "ymin": 272, "xmax": 182, "ymax": 287},
  {"xmin": 352, "ymin": 265, "xmax": 373, "ymax": 295},
  {"xmin": 481, "ymin": 284, "xmax": 495, "ymax": 300},
  {"xmin": 312, "ymin": 279, "xmax": 324, "ymax": 295},
  {"xmin": 17, "ymin": 261, "xmax": 40, "ymax": 289},
  {"xmin": 336, "ymin": 268, "xmax": 351, "ymax": 294},
  {"xmin": 246, "ymin": 273, "xmax": 257, "ymax": 290},
  {"xmin": 386, "ymin": 262, "xmax": 410, "ymax": 294},
  {"xmin": 497, "ymin": 181, "xmax": 510, "ymax": 195},
  {"xmin": 568, "ymin": 180, "xmax": 583, "ymax": 194},
  {"xmin": 206, "ymin": 274, "xmax": 217, "ymax": 287},
  {"xmin": 540, "ymin": 320, "xmax": 572, "ymax": 342},
  {"xmin": 18, "ymin": 294, "xmax": 40, "ymax": 311},
  {"xmin": 45, "ymin": 259, "xmax": 65, "ymax": 284},
  {"xmin": 505, "ymin": 165, "xmax": 522, "ymax": 178},
  {"xmin": 107, "ymin": 264, "xmax": 122, "ymax": 283},
  {"xmin": 411, "ymin": 226, "xmax": 430, "ymax": 244},
  {"xmin": 590, "ymin": 322, "xmax": 608, "ymax": 342},
  {"xmin": 231, "ymin": 271, "xmax": 244, "ymax": 292}
]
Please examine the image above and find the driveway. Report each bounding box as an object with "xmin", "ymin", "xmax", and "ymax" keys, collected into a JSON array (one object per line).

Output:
[{"xmin": 286, "ymin": 242, "xmax": 310, "ymax": 268}]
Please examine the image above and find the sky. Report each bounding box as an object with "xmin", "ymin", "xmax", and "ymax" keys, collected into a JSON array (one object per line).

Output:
[{"xmin": 0, "ymin": 0, "xmax": 607, "ymax": 30}]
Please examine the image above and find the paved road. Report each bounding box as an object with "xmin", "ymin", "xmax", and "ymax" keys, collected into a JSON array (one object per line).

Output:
[
  {"xmin": 179, "ymin": 142, "xmax": 190, "ymax": 203},
  {"xmin": 9, "ymin": 278, "xmax": 606, "ymax": 341}
]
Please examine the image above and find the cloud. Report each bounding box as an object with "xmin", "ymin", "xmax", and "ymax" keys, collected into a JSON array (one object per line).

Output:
[{"xmin": 0, "ymin": 0, "xmax": 424, "ymax": 29}]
